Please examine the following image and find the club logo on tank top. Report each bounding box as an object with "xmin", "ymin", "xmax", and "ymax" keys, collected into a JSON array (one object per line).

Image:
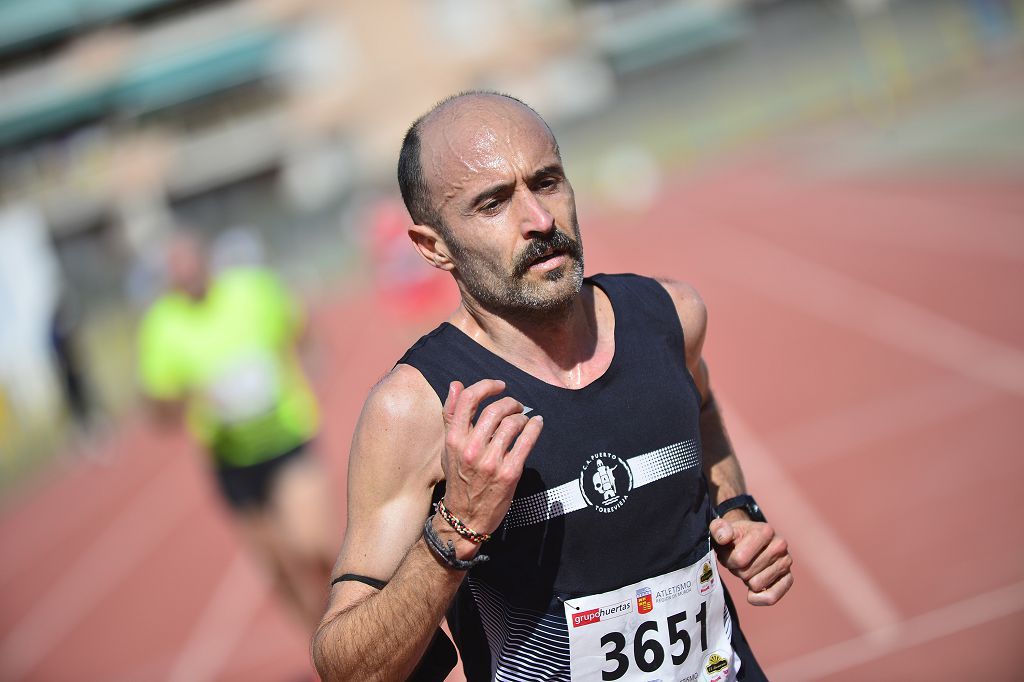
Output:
[{"xmin": 578, "ymin": 452, "xmax": 633, "ymax": 513}]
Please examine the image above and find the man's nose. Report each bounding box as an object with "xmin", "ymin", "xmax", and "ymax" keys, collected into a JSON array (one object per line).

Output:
[{"xmin": 518, "ymin": 189, "xmax": 555, "ymax": 238}]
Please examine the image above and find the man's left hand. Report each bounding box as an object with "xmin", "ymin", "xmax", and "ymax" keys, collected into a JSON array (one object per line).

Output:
[{"xmin": 710, "ymin": 515, "xmax": 793, "ymax": 606}]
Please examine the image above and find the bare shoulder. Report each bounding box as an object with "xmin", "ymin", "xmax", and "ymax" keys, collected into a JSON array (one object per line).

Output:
[
  {"xmin": 653, "ymin": 278, "xmax": 710, "ymax": 399},
  {"xmin": 349, "ymin": 363, "xmax": 445, "ymax": 490},
  {"xmin": 654, "ymin": 277, "xmax": 708, "ymax": 344},
  {"xmin": 362, "ymin": 363, "xmax": 442, "ymax": 424}
]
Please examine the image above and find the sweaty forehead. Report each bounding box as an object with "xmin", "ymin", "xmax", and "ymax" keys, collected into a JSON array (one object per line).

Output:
[{"xmin": 419, "ymin": 96, "xmax": 558, "ymax": 205}]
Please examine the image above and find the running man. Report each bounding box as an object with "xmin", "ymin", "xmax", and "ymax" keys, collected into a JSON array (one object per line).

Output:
[
  {"xmin": 314, "ymin": 92, "xmax": 793, "ymax": 680},
  {"xmin": 138, "ymin": 230, "xmax": 336, "ymax": 629}
]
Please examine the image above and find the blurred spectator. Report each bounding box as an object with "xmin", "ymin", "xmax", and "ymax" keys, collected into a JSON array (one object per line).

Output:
[
  {"xmin": 48, "ymin": 287, "xmax": 101, "ymax": 440},
  {"xmin": 136, "ymin": 229, "xmax": 336, "ymax": 630}
]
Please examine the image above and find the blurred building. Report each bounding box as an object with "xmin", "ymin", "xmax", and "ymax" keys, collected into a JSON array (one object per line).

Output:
[
  {"xmin": 0, "ymin": 0, "xmax": 763, "ymax": 253},
  {"xmin": 1, "ymin": 1, "xmax": 571, "ymax": 248}
]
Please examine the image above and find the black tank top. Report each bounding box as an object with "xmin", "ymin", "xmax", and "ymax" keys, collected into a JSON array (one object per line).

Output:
[{"xmin": 398, "ymin": 274, "xmax": 713, "ymax": 681}]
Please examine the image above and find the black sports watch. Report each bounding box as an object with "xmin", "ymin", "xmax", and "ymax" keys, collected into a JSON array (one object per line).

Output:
[{"xmin": 715, "ymin": 494, "xmax": 766, "ymax": 523}]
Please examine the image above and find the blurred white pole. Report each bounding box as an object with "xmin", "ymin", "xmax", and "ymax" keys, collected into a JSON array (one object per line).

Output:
[{"xmin": 0, "ymin": 204, "xmax": 60, "ymax": 425}]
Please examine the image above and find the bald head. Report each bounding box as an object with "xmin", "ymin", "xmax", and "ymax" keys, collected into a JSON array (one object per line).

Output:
[{"xmin": 397, "ymin": 92, "xmax": 558, "ymax": 233}]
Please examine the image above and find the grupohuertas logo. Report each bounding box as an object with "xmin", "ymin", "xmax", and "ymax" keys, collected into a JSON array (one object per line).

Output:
[{"xmin": 579, "ymin": 452, "xmax": 633, "ymax": 513}]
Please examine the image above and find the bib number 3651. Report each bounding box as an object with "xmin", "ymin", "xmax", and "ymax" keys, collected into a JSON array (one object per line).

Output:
[
  {"xmin": 600, "ymin": 601, "xmax": 707, "ymax": 680},
  {"xmin": 563, "ymin": 549, "xmax": 736, "ymax": 682}
]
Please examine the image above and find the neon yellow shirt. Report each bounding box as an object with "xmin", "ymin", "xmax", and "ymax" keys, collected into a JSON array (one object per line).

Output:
[{"xmin": 138, "ymin": 267, "xmax": 318, "ymax": 467}]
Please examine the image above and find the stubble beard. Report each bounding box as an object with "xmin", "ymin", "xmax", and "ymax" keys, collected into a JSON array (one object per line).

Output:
[{"xmin": 449, "ymin": 219, "xmax": 585, "ymax": 322}]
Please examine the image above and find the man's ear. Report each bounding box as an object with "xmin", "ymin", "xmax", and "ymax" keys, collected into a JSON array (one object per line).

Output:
[{"xmin": 408, "ymin": 224, "xmax": 454, "ymax": 271}]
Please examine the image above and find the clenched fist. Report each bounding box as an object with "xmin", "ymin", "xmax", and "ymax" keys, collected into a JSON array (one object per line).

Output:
[{"xmin": 711, "ymin": 515, "xmax": 793, "ymax": 606}]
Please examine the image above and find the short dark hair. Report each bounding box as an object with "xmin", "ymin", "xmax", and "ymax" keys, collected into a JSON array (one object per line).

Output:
[
  {"xmin": 397, "ymin": 112, "xmax": 437, "ymax": 230},
  {"xmin": 396, "ymin": 91, "xmax": 551, "ymax": 233}
]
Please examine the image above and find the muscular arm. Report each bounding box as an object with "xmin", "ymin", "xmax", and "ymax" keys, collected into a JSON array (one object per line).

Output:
[
  {"xmin": 698, "ymin": 392, "xmax": 747, "ymax": 507},
  {"xmin": 313, "ymin": 369, "xmax": 542, "ymax": 680},
  {"xmin": 655, "ymin": 279, "xmax": 743, "ymax": 504},
  {"xmin": 658, "ymin": 278, "xmax": 794, "ymax": 606}
]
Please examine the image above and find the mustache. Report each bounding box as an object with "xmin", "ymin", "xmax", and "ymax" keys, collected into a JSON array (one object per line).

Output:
[{"xmin": 512, "ymin": 229, "xmax": 583, "ymax": 278}]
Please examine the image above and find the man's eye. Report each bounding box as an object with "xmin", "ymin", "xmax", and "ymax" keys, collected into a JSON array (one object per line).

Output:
[
  {"xmin": 480, "ymin": 199, "xmax": 502, "ymax": 212},
  {"xmin": 537, "ymin": 177, "xmax": 559, "ymax": 190}
]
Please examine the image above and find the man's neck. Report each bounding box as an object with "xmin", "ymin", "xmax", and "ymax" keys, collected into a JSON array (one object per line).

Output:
[{"xmin": 451, "ymin": 282, "xmax": 614, "ymax": 390}]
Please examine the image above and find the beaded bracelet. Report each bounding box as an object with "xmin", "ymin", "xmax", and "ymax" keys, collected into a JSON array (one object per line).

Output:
[
  {"xmin": 423, "ymin": 516, "xmax": 490, "ymax": 570},
  {"xmin": 436, "ymin": 499, "xmax": 492, "ymax": 544}
]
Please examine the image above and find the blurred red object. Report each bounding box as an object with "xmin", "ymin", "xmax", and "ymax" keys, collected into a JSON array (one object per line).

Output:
[{"xmin": 369, "ymin": 198, "xmax": 458, "ymax": 321}]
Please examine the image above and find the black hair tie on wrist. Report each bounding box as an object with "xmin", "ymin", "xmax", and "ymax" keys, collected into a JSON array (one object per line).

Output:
[
  {"xmin": 422, "ymin": 515, "xmax": 490, "ymax": 570},
  {"xmin": 330, "ymin": 573, "xmax": 387, "ymax": 589}
]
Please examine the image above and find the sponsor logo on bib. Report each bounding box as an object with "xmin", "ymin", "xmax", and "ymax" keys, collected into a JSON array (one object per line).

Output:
[
  {"xmin": 573, "ymin": 608, "xmax": 601, "ymax": 628},
  {"xmin": 636, "ymin": 586, "xmax": 653, "ymax": 614},
  {"xmin": 702, "ymin": 651, "xmax": 730, "ymax": 681},
  {"xmin": 698, "ymin": 561, "xmax": 716, "ymax": 595},
  {"xmin": 572, "ymin": 598, "xmax": 633, "ymax": 628},
  {"xmin": 578, "ymin": 452, "xmax": 633, "ymax": 513}
]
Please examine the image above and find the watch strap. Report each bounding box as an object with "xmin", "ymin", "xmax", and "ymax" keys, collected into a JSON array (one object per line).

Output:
[{"xmin": 715, "ymin": 494, "xmax": 766, "ymax": 522}]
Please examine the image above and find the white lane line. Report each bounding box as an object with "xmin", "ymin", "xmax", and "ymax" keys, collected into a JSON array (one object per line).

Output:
[
  {"xmin": 714, "ymin": 225, "xmax": 1024, "ymax": 397},
  {"xmin": 202, "ymin": 629, "xmax": 308, "ymax": 682},
  {"xmin": 813, "ymin": 207, "xmax": 1024, "ymax": 262},
  {"xmin": 167, "ymin": 548, "xmax": 271, "ymax": 682},
  {"xmin": 763, "ymin": 180, "xmax": 1024, "ymax": 262},
  {"xmin": 0, "ymin": 425, "xmax": 154, "ymax": 588},
  {"xmin": 767, "ymin": 580, "xmax": 1024, "ymax": 681},
  {"xmin": 720, "ymin": 403, "xmax": 902, "ymax": 635},
  {"xmin": 0, "ymin": 455, "xmax": 193, "ymax": 680},
  {"xmin": 766, "ymin": 376, "xmax": 996, "ymax": 468},
  {"xmin": 106, "ymin": 654, "xmax": 176, "ymax": 682},
  {"xmin": 0, "ymin": 468, "xmax": 104, "ymax": 588}
]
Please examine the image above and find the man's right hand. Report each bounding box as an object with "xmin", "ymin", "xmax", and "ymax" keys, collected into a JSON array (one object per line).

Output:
[{"xmin": 439, "ymin": 379, "xmax": 543, "ymax": 542}]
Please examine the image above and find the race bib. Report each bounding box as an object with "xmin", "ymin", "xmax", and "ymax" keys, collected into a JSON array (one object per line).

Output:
[
  {"xmin": 564, "ymin": 549, "xmax": 737, "ymax": 682},
  {"xmin": 204, "ymin": 353, "xmax": 281, "ymax": 423}
]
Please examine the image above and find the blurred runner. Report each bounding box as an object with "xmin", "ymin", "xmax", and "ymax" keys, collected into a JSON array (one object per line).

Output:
[{"xmin": 137, "ymin": 229, "xmax": 336, "ymax": 629}]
